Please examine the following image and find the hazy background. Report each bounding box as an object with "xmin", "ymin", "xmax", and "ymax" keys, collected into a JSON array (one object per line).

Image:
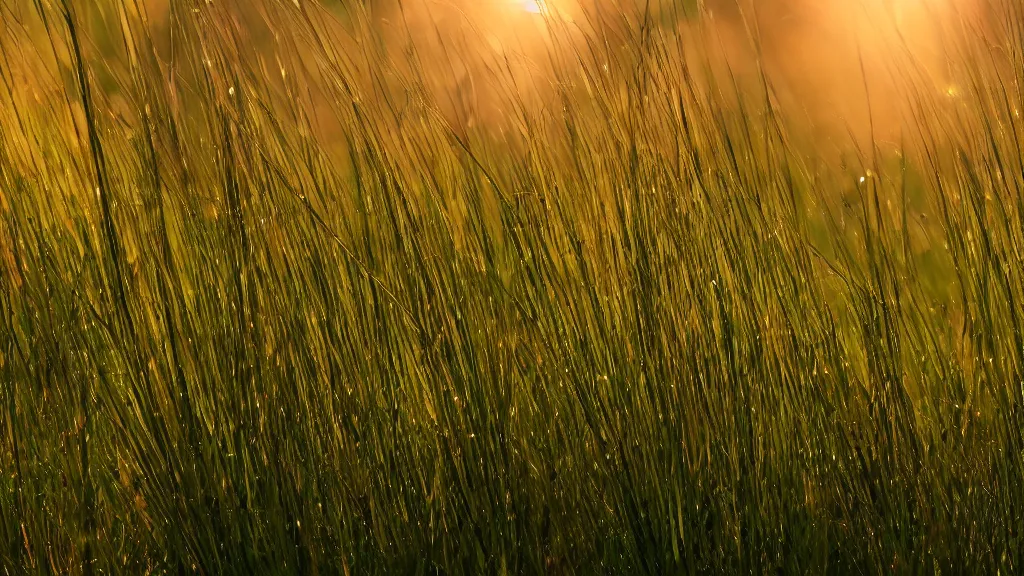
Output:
[
  {"xmin": 2, "ymin": 0, "xmax": 1000, "ymax": 157},
  {"xmin": 350, "ymin": 0, "xmax": 994, "ymax": 147}
]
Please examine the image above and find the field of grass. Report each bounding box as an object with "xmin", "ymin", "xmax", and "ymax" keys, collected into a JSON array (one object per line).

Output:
[{"xmin": 2, "ymin": 0, "xmax": 1024, "ymax": 573}]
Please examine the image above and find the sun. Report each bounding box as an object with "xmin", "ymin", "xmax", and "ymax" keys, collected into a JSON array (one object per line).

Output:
[{"xmin": 521, "ymin": 0, "xmax": 546, "ymax": 14}]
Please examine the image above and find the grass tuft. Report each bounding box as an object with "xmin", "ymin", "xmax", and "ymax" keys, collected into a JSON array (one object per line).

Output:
[{"xmin": 2, "ymin": 0, "xmax": 1024, "ymax": 573}]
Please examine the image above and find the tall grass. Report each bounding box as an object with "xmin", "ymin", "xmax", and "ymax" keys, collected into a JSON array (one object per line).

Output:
[{"xmin": 1, "ymin": 0, "xmax": 1023, "ymax": 573}]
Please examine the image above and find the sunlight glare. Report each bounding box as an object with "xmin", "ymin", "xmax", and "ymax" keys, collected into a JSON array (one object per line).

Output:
[{"xmin": 521, "ymin": 0, "xmax": 545, "ymax": 14}]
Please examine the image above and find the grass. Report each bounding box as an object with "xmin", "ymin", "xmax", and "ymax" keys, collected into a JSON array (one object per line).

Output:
[{"xmin": 1, "ymin": 0, "xmax": 1023, "ymax": 573}]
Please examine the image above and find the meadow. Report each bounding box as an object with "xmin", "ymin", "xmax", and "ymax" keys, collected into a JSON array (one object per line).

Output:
[{"xmin": 2, "ymin": 0, "xmax": 1024, "ymax": 573}]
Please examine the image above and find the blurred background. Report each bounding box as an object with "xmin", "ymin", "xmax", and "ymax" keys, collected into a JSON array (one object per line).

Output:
[{"xmin": 6, "ymin": 0, "xmax": 992, "ymax": 145}]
